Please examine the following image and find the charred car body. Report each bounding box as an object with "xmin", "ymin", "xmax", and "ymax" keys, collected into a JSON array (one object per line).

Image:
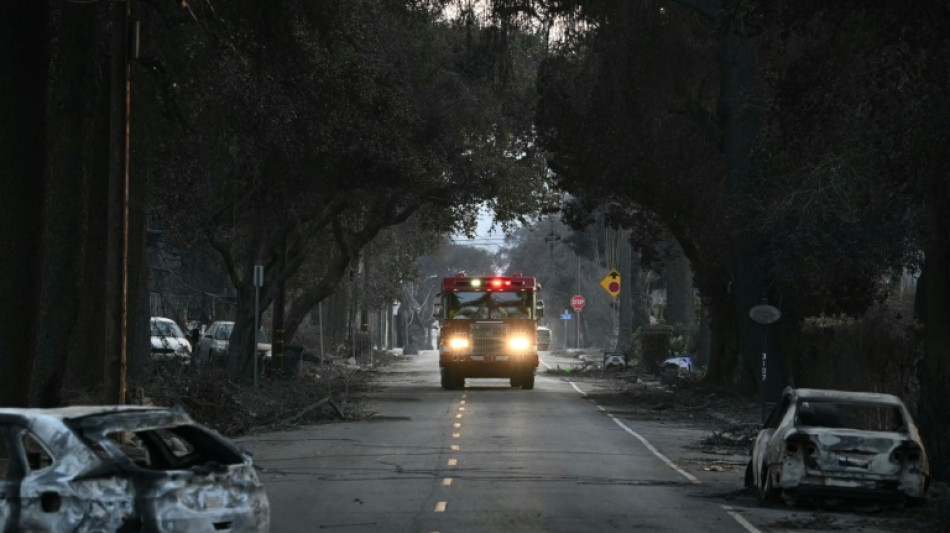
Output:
[
  {"xmin": 0, "ymin": 406, "xmax": 269, "ymax": 531},
  {"xmin": 435, "ymin": 274, "xmax": 543, "ymax": 390},
  {"xmin": 746, "ymin": 387, "xmax": 928, "ymax": 504},
  {"xmin": 150, "ymin": 316, "xmax": 192, "ymax": 364}
]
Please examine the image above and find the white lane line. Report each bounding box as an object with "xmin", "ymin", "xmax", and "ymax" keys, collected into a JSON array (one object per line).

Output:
[
  {"xmin": 607, "ymin": 414, "xmax": 700, "ymax": 485},
  {"xmin": 565, "ymin": 378, "xmax": 699, "ymax": 484},
  {"xmin": 721, "ymin": 505, "xmax": 762, "ymax": 533},
  {"xmin": 435, "ymin": 501, "xmax": 447, "ymax": 512},
  {"xmin": 540, "ymin": 358, "xmax": 552, "ymax": 369}
]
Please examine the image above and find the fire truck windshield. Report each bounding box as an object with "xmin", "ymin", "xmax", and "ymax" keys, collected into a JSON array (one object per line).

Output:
[{"xmin": 445, "ymin": 291, "xmax": 534, "ymax": 320}]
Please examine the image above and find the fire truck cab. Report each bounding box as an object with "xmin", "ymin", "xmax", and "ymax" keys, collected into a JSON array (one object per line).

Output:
[{"xmin": 435, "ymin": 274, "xmax": 543, "ymax": 390}]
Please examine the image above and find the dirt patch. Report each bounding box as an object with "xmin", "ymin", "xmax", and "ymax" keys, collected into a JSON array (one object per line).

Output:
[{"xmin": 583, "ymin": 374, "xmax": 759, "ymax": 426}]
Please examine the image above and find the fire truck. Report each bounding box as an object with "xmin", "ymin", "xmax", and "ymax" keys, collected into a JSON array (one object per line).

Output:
[{"xmin": 435, "ymin": 273, "xmax": 544, "ymax": 390}]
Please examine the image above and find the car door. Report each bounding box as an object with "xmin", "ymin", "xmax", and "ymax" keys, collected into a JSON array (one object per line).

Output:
[
  {"xmin": 198, "ymin": 323, "xmax": 217, "ymax": 365},
  {"xmin": 0, "ymin": 425, "xmax": 18, "ymax": 533},
  {"xmin": 13, "ymin": 428, "xmax": 73, "ymax": 532},
  {"xmin": 751, "ymin": 392, "xmax": 792, "ymax": 487}
]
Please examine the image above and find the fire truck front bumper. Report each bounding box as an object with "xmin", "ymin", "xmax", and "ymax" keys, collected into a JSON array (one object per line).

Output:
[{"xmin": 440, "ymin": 353, "xmax": 538, "ymax": 376}]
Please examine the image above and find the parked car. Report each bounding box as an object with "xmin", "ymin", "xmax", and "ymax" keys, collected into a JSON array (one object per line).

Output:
[
  {"xmin": 196, "ymin": 321, "xmax": 273, "ymax": 369},
  {"xmin": 150, "ymin": 316, "xmax": 192, "ymax": 364},
  {"xmin": 0, "ymin": 405, "xmax": 270, "ymax": 531},
  {"xmin": 745, "ymin": 387, "xmax": 929, "ymax": 504},
  {"xmin": 196, "ymin": 320, "xmax": 234, "ymax": 367},
  {"xmin": 603, "ymin": 351, "xmax": 627, "ymax": 371},
  {"xmin": 536, "ymin": 326, "xmax": 552, "ymax": 351},
  {"xmin": 661, "ymin": 355, "xmax": 694, "ymax": 375}
]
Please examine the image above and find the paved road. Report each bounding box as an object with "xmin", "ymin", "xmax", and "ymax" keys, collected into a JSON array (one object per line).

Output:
[
  {"xmin": 242, "ymin": 351, "xmax": 748, "ymax": 532},
  {"xmin": 240, "ymin": 351, "xmax": 917, "ymax": 532}
]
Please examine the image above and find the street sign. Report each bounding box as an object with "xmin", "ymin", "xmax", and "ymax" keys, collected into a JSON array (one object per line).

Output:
[
  {"xmin": 600, "ymin": 269, "xmax": 621, "ymax": 298},
  {"xmin": 749, "ymin": 304, "xmax": 781, "ymax": 324},
  {"xmin": 571, "ymin": 294, "xmax": 585, "ymax": 311},
  {"xmin": 560, "ymin": 312, "xmax": 572, "ymax": 320}
]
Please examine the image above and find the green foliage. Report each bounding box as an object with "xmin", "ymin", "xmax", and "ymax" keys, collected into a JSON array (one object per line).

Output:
[{"xmin": 668, "ymin": 335, "xmax": 686, "ymax": 356}]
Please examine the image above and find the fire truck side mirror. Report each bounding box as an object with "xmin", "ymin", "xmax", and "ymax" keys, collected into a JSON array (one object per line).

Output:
[
  {"xmin": 433, "ymin": 303, "xmax": 442, "ymax": 318},
  {"xmin": 536, "ymin": 301, "xmax": 544, "ymax": 318}
]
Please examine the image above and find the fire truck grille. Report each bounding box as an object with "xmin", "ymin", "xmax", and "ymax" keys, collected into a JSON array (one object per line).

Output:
[{"xmin": 471, "ymin": 323, "xmax": 508, "ymax": 355}]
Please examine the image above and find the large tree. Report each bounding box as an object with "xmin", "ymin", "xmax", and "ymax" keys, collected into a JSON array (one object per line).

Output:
[{"xmin": 138, "ymin": 0, "xmax": 552, "ymax": 381}]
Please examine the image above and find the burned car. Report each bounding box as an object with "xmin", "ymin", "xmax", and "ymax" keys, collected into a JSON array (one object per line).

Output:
[
  {"xmin": 150, "ymin": 316, "xmax": 192, "ymax": 364},
  {"xmin": 745, "ymin": 387, "xmax": 928, "ymax": 504},
  {"xmin": 0, "ymin": 405, "xmax": 269, "ymax": 531}
]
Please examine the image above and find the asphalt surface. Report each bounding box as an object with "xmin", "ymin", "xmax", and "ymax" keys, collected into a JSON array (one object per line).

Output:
[{"xmin": 240, "ymin": 351, "xmax": 929, "ymax": 532}]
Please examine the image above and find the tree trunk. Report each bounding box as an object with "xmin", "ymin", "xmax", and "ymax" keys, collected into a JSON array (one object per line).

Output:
[
  {"xmin": 617, "ymin": 234, "xmax": 634, "ymax": 352},
  {"xmin": 917, "ymin": 162, "xmax": 950, "ymax": 481},
  {"xmin": 227, "ymin": 284, "xmax": 258, "ymax": 383},
  {"xmin": 702, "ymin": 292, "xmax": 738, "ymax": 387},
  {"xmin": 0, "ymin": 0, "xmax": 49, "ymax": 407},
  {"xmin": 630, "ymin": 251, "xmax": 651, "ymax": 335},
  {"xmin": 664, "ymin": 238, "xmax": 695, "ymax": 333},
  {"xmin": 718, "ymin": 25, "xmax": 773, "ymax": 395}
]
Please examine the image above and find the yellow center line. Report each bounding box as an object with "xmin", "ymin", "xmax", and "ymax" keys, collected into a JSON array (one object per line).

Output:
[
  {"xmin": 453, "ymin": 422, "xmax": 461, "ymax": 428},
  {"xmin": 443, "ymin": 478, "xmax": 453, "ymax": 486},
  {"xmin": 452, "ymin": 433, "xmax": 461, "ymax": 438},
  {"xmin": 459, "ymin": 407, "xmax": 465, "ymax": 411},
  {"xmin": 450, "ymin": 444, "xmax": 460, "ymax": 451},
  {"xmin": 462, "ymin": 394, "xmax": 467, "ymax": 399},
  {"xmin": 455, "ymin": 414, "xmax": 462, "ymax": 419},
  {"xmin": 435, "ymin": 502, "xmax": 447, "ymax": 513},
  {"xmin": 460, "ymin": 400, "xmax": 466, "ymax": 405},
  {"xmin": 447, "ymin": 459, "xmax": 458, "ymax": 466}
]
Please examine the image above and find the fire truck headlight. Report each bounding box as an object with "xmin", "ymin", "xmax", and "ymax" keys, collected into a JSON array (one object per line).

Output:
[
  {"xmin": 447, "ymin": 337, "xmax": 470, "ymax": 350},
  {"xmin": 508, "ymin": 336, "xmax": 531, "ymax": 351}
]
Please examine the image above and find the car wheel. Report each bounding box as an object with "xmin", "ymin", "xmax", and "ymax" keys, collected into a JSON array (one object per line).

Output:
[
  {"xmin": 760, "ymin": 466, "xmax": 780, "ymax": 503},
  {"xmin": 454, "ymin": 374, "xmax": 466, "ymax": 389},
  {"xmin": 510, "ymin": 375, "xmax": 522, "ymax": 388},
  {"xmin": 744, "ymin": 460, "xmax": 754, "ymax": 488},
  {"xmin": 441, "ymin": 369, "xmax": 455, "ymax": 390},
  {"xmin": 521, "ymin": 371, "xmax": 535, "ymax": 390}
]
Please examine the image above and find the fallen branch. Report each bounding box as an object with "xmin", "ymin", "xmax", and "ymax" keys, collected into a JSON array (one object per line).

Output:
[
  {"xmin": 281, "ymin": 397, "xmax": 330, "ymax": 426},
  {"xmin": 329, "ymin": 398, "xmax": 346, "ymax": 419}
]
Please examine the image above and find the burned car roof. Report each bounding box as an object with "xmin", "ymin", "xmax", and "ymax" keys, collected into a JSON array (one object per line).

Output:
[
  {"xmin": 790, "ymin": 388, "xmax": 906, "ymax": 406},
  {"xmin": 0, "ymin": 404, "xmax": 186, "ymax": 420}
]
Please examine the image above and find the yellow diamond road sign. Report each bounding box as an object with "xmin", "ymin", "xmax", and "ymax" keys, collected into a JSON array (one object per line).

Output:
[{"xmin": 600, "ymin": 269, "xmax": 621, "ymax": 298}]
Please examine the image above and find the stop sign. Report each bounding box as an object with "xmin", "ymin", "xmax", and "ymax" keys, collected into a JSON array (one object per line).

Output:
[{"xmin": 571, "ymin": 294, "xmax": 585, "ymax": 311}]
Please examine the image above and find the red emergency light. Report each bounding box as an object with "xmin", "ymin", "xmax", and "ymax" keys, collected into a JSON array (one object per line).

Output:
[{"xmin": 442, "ymin": 275, "xmax": 537, "ymax": 291}]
